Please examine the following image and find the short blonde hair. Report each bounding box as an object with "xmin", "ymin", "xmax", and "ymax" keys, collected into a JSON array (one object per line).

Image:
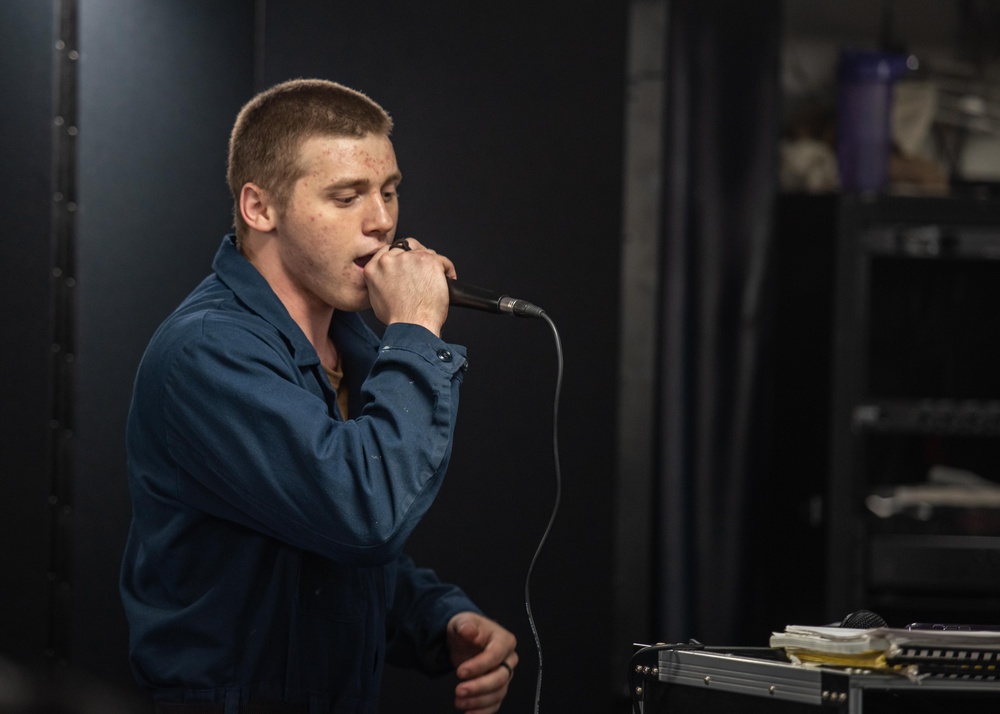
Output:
[{"xmin": 227, "ymin": 79, "xmax": 393, "ymax": 242}]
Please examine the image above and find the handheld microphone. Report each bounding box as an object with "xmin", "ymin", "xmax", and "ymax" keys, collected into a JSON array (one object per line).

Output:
[
  {"xmin": 448, "ymin": 280, "xmax": 545, "ymax": 319},
  {"xmin": 390, "ymin": 239, "xmax": 545, "ymax": 318}
]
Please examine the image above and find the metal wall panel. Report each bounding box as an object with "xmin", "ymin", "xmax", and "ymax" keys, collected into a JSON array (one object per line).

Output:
[{"xmin": 73, "ymin": 0, "xmax": 253, "ymax": 687}]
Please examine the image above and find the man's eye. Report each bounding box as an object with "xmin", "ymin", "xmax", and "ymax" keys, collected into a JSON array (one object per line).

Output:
[
  {"xmin": 382, "ymin": 190, "xmax": 399, "ymax": 202},
  {"xmin": 333, "ymin": 195, "xmax": 358, "ymax": 206}
]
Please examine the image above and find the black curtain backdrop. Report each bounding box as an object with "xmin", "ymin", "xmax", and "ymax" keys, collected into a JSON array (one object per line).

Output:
[{"xmin": 653, "ymin": 0, "xmax": 783, "ymax": 646}]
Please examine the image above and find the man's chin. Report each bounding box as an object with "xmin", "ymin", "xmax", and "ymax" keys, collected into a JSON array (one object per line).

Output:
[{"xmin": 331, "ymin": 294, "xmax": 372, "ymax": 314}]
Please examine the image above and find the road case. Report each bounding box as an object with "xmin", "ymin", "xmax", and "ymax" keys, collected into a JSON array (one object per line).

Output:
[{"xmin": 632, "ymin": 646, "xmax": 1000, "ymax": 713}]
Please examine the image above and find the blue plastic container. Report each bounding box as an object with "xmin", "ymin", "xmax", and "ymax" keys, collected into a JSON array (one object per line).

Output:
[{"xmin": 837, "ymin": 50, "xmax": 909, "ymax": 192}]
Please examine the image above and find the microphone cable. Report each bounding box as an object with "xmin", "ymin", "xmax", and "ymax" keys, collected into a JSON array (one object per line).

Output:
[{"xmin": 523, "ymin": 312, "xmax": 563, "ymax": 714}]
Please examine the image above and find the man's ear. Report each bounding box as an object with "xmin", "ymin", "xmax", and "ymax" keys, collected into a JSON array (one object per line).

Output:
[{"xmin": 239, "ymin": 182, "xmax": 277, "ymax": 232}]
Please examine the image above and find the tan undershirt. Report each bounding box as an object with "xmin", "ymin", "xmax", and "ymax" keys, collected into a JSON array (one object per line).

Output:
[{"xmin": 323, "ymin": 363, "xmax": 350, "ymax": 420}]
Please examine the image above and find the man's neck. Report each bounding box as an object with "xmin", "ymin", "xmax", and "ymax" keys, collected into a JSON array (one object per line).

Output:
[{"xmin": 241, "ymin": 239, "xmax": 336, "ymax": 369}]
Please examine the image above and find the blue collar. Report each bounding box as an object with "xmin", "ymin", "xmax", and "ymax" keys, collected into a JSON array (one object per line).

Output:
[{"xmin": 210, "ymin": 234, "xmax": 378, "ymax": 369}]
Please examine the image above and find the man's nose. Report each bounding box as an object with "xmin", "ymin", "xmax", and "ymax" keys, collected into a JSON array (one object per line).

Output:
[{"xmin": 365, "ymin": 194, "xmax": 395, "ymax": 234}]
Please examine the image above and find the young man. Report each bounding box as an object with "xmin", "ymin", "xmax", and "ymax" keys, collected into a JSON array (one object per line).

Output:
[{"xmin": 120, "ymin": 79, "xmax": 517, "ymax": 714}]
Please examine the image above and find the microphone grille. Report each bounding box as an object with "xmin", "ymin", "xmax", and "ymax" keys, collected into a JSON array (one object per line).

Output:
[{"xmin": 840, "ymin": 609, "xmax": 888, "ymax": 629}]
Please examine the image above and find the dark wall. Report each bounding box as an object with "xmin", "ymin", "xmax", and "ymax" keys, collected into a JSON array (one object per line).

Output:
[
  {"xmin": 2, "ymin": 2, "xmax": 627, "ymax": 713},
  {"xmin": 0, "ymin": 0, "xmax": 56, "ymax": 669},
  {"xmin": 259, "ymin": 3, "xmax": 627, "ymax": 711}
]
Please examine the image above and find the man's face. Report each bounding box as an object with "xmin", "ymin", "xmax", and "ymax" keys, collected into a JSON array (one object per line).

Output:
[{"xmin": 273, "ymin": 132, "xmax": 401, "ymax": 313}]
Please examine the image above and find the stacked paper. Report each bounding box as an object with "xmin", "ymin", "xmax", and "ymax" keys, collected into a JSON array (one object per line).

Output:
[{"xmin": 771, "ymin": 625, "xmax": 1000, "ymax": 676}]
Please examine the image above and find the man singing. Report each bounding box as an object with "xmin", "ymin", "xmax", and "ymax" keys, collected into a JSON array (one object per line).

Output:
[{"xmin": 120, "ymin": 79, "xmax": 517, "ymax": 714}]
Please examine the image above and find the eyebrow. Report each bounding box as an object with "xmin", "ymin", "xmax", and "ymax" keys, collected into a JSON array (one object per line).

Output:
[{"xmin": 324, "ymin": 171, "xmax": 402, "ymax": 192}]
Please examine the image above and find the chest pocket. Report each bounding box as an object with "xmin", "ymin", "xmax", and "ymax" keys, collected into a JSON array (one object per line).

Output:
[{"xmin": 298, "ymin": 553, "xmax": 370, "ymax": 623}]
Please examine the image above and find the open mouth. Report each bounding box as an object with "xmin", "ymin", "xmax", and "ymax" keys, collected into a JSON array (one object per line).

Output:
[{"xmin": 354, "ymin": 253, "xmax": 375, "ymax": 269}]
